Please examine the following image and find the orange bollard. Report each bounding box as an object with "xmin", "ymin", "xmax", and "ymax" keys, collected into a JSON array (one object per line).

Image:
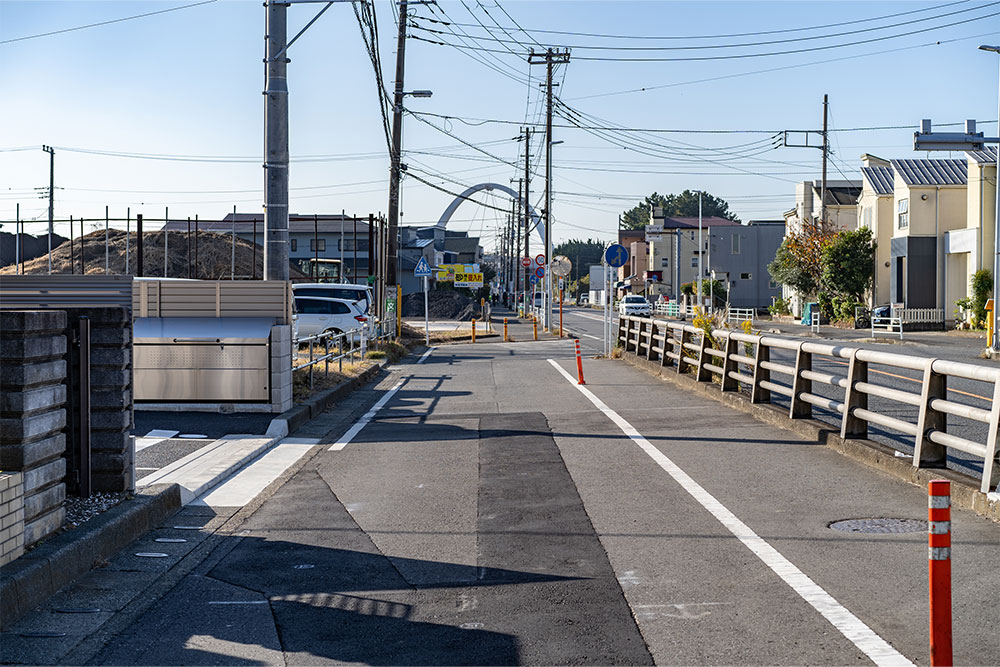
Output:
[
  {"xmin": 533, "ymin": 319, "xmax": 538, "ymax": 341},
  {"xmin": 471, "ymin": 318, "xmax": 476, "ymax": 343},
  {"xmin": 575, "ymin": 338, "xmax": 586, "ymax": 385},
  {"xmin": 928, "ymin": 480, "xmax": 952, "ymax": 666},
  {"xmin": 503, "ymin": 318, "xmax": 508, "ymax": 342}
]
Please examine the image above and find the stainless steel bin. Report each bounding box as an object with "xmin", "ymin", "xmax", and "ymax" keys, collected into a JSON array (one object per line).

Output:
[{"xmin": 134, "ymin": 317, "xmax": 272, "ymax": 402}]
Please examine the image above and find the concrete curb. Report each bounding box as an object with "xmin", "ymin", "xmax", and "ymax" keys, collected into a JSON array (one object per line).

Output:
[
  {"xmin": 0, "ymin": 482, "xmax": 181, "ymax": 629},
  {"xmin": 619, "ymin": 351, "xmax": 1000, "ymax": 523},
  {"xmin": 274, "ymin": 362, "xmax": 388, "ymax": 436}
]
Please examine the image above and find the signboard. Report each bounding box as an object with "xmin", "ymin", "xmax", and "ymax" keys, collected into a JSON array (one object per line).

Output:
[
  {"xmin": 534, "ymin": 254, "xmax": 546, "ymax": 267},
  {"xmin": 413, "ymin": 257, "xmax": 432, "ymax": 277},
  {"xmin": 385, "ymin": 297, "xmax": 397, "ymax": 313},
  {"xmin": 436, "ymin": 263, "xmax": 478, "ymax": 282},
  {"xmin": 604, "ymin": 244, "xmax": 629, "ymax": 268},
  {"xmin": 521, "ymin": 257, "xmax": 532, "ymax": 268},
  {"xmin": 454, "ymin": 272, "xmax": 484, "ymax": 288},
  {"xmin": 535, "ymin": 266, "xmax": 545, "ymax": 279},
  {"xmin": 529, "ymin": 275, "xmax": 539, "ymax": 285}
]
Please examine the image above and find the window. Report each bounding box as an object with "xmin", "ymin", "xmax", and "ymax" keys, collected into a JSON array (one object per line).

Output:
[
  {"xmin": 769, "ymin": 279, "xmax": 779, "ymax": 289},
  {"xmin": 862, "ymin": 207, "xmax": 872, "ymax": 229},
  {"xmin": 691, "ymin": 257, "xmax": 699, "ymax": 268},
  {"xmin": 343, "ymin": 238, "xmax": 371, "ymax": 251},
  {"xmin": 660, "ymin": 258, "xmax": 669, "ymax": 268},
  {"xmin": 294, "ymin": 298, "xmax": 331, "ymax": 314},
  {"xmin": 310, "ymin": 238, "xmax": 326, "ymax": 252},
  {"xmin": 290, "ymin": 239, "xmax": 297, "ymax": 251},
  {"xmin": 732, "ymin": 234, "xmax": 741, "ymax": 254},
  {"xmin": 740, "ymin": 272, "xmax": 752, "ymax": 280},
  {"xmin": 689, "ymin": 231, "xmax": 695, "ymax": 240},
  {"xmin": 897, "ymin": 199, "xmax": 909, "ymax": 229}
]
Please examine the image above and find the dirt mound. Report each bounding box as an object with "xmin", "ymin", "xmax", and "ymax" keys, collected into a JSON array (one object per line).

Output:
[
  {"xmin": 0, "ymin": 228, "xmax": 306, "ymax": 279},
  {"xmin": 402, "ymin": 288, "xmax": 481, "ymax": 320}
]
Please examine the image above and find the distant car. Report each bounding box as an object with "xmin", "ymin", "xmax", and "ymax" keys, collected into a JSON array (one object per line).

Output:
[
  {"xmin": 293, "ymin": 296, "xmax": 367, "ymax": 340},
  {"xmin": 292, "ymin": 283, "xmax": 373, "ymax": 314},
  {"xmin": 578, "ymin": 294, "xmax": 590, "ymax": 305},
  {"xmin": 618, "ymin": 295, "xmax": 651, "ymax": 316}
]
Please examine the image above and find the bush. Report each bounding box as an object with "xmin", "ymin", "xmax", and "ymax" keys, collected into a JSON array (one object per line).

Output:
[
  {"xmin": 831, "ymin": 295, "xmax": 864, "ymax": 323},
  {"xmin": 817, "ymin": 292, "xmax": 834, "ymax": 320},
  {"xmin": 768, "ymin": 298, "xmax": 791, "ymax": 316},
  {"xmin": 970, "ymin": 269, "xmax": 992, "ymax": 329},
  {"xmin": 680, "ymin": 282, "xmax": 695, "ymax": 296},
  {"xmin": 366, "ymin": 350, "xmax": 387, "ymax": 360}
]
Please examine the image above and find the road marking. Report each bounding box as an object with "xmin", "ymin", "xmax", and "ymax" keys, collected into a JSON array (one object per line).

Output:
[
  {"xmin": 416, "ymin": 347, "xmax": 435, "ymax": 364},
  {"xmin": 546, "ymin": 358, "xmax": 914, "ymax": 667},
  {"xmin": 192, "ymin": 437, "xmax": 320, "ymax": 508},
  {"xmin": 208, "ymin": 601, "xmax": 269, "ymax": 606},
  {"xmin": 568, "ymin": 311, "xmax": 609, "ymax": 322},
  {"xmin": 135, "ymin": 429, "xmax": 180, "ymax": 452}
]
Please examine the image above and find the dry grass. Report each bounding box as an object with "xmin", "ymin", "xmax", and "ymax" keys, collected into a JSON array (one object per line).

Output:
[{"xmin": 292, "ymin": 347, "xmax": 372, "ymax": 402}]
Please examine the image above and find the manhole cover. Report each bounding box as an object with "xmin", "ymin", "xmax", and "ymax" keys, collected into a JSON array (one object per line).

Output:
[{"xmin": 829, "ymin": 518, "xmax": 927, "ymax": 534}]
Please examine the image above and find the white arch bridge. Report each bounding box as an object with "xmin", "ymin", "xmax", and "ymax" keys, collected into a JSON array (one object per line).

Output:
[{"xmin": 435, "ymin": 182, "xmax": 545, "ymax": 246}]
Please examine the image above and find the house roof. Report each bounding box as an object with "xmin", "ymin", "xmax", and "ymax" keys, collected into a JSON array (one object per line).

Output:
[
  {"xmin": 163, "ymin": 213, "xmax": 370, "ymax": 234},
  {"xmin": 967, "ymin": 146, "xmax": 998, "ymax": 165},
  {"xmin": 811, "ymin": 183, "xmax": 862, "ymax": 206},
  {"xmin": 890, "ymin": 159, "xmax": 967, "ymax": 186},
  {"xmin": 656, "ymin": 216, "xmax": 741, "ymax": 229},
  {"xmin": 862, "ymin": 166, "xmax": 894, "ymax": 196},
  {"xmin": 443, "ymin": 237, "xmax": 481, "ymax": 253}
]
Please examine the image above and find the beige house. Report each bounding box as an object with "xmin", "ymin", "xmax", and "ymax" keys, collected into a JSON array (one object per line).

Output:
[
  {"xmin": 962, "ymin": 147, "xmax": 999, "ymax": 285},
  {"xmin": 887, "ymin": 158, "xmax": 967, "ymax": 319},
  {"xmin": 858, "ymin": 155, "xmax": 895, "ymax": 307}
]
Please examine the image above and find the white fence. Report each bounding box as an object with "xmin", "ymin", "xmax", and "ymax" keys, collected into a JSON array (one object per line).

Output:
[
  {"xmin": 728, "ymin": 308, "xmax": 754, "ymax": 324},
  {"xmin": 617, "ymin": 315, "xmax": 1000, "ymax": 494}
]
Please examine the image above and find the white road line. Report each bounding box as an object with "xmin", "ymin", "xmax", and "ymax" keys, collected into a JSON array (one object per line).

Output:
[
  {"xmin": 327, "ymin": 347, "xmax": 435, "ymax": 452},
  {"xmin": 192, "ymin": 437, "xmax": 320, "ymax": 508},
  {"xmin": 135, "ymin": 429, "xmax": 180, "ymax": 452},
  {"xmin": 567, "ymin": 311, "xmax": 606, "ymax": 322},
  {"xmin": 546, "ymin": 358, "xmax": 914, "ymax": 667}
]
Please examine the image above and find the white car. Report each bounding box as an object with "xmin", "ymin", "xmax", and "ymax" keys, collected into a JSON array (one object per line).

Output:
[
  {"xmin": 618, "ymin": 295, "xmax": 651, "ymax": 317},
  {"xmin": 292, "ymin": 283, "xmax": 373, "ymax": 314},
  {"xmin": 293, "ymin": 296, "xmax": 368, "ymax": 340}
]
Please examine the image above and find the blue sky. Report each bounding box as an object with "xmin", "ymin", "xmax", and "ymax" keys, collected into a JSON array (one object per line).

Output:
[{"xmin": 1, "ymin": 0, "xmax": 998, "ymax": 250}]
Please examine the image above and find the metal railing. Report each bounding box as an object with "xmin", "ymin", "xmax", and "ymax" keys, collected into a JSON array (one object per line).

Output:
[
  {"xmin": 293, "ymin": 317, "xmax": 395, "ymax": 389},
  {"xmin": 728, "ymin": 307, "xmax": 754, "ymax": 324},
  {"xmin": 616, "ymin": 314, "xmax": 1000, "ymax": 494},
  {"xmin": 872, "ymin": 313, "xmax": 904, "ymax": 339}
]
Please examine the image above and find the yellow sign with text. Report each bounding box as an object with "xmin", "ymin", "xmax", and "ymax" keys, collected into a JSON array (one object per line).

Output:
[{"xmin": 454, "ymin": 272, "xmax": 484, "ymax": 288}]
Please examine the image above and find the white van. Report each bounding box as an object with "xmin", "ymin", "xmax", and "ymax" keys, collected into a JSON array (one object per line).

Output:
[{"xmin": 292, "ymin": 283, "xmax": 373, "ymax": 313}]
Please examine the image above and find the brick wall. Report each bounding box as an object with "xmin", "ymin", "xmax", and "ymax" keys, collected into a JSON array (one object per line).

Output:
[
  {"xmin": 0, "ymin": 472, "xmax": 25, "ymax": 565},
  {"xmin": 0, "ymin": 310, "xmax": 68, "ymax": 547}
]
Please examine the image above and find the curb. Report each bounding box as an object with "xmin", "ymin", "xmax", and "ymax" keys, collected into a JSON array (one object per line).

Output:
[
  {"xmin": 619, "ymin": 351, "xmax": 1000, "ymax": 523},
  {"xmin": 273, "ymin": 362, "xmax": 387, "ymax": 436},
  {"xmin": 0, "ymin": 482, "xmax": 182, "ymax": 629}
]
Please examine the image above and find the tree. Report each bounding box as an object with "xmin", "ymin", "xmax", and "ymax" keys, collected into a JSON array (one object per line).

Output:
[
  {"xmin": 820, "ymin": 227, "xmax": 875, "ymax": 300},
  {"xmin": 552, "ymin": 238, "xmax": 607, "ymax": 282},
  {"xmin": 767, "ymin": 224, "xmax": 838, "ymax": 298},
  {"xmin": 621, "ymin": 190, "xmax": 739, "ymax": 230}
]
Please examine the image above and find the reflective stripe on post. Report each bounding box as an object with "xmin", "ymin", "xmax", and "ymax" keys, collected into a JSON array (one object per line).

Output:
[
  {"xmin": 471, "ymin": 319, "xmax": 476, "ymax": 344},
  {"xmin": 575, "ymin": 338, "xmax": 586, "ymax": 385},
  {"xmin": 503, "ymin": 318, "xmax": 508, "ymax": 342},
  {"xmin": 928, "ymin": 479, "xmax": 952, "ymax": 667}
]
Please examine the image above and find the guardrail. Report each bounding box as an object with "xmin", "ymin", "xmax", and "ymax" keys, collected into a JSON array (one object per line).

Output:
[
  {"xmin": 728, "ymin": 307, "xmax": 754, "ymax": 324},
  {"xmin": 872, "ymin": 314, "xmax": 904, "ymax": 339},
  {"xmin": 293, "ymin": 317, "xmax": 395, "ymax": 389},
  {"xmin": 616, "ymin": 314, "xmax": 1000, "ymax": 494}
]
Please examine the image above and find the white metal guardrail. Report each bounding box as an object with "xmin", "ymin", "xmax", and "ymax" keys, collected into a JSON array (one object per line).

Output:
[
  {"xmin": 728, "ymin": 308, "xmax": 754, "ymax": 324},
  {"xmin": 616, "ymin": 314, "xmax": 1000, "ymax": 494},
  {"xmin": 872, "ymin": 314, "xmax": 904, "ymax": 339}
]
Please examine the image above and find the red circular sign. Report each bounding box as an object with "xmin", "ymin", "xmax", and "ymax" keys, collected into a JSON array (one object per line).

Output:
[
  {"xmin": 521, "ymin": 257, "xmax": 532, "ymax": 268},
  {"xmin": 535, "ymin": 254, "xmax": 546, "ymax": 267}
]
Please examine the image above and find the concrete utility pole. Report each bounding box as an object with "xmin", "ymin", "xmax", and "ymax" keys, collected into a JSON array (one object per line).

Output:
[
  {"xmin": 523, "ymin": 127, "xmax": 531, "ymax": 306},
  {"xmin": 698, "ymin": 192, "xmax": 703, "ymax": 310},
  {"xmin": 820, "ymin": 93, "xmax": 829, "ymax": 227},
  {"xmin": 386, "ymin": 0, "xmax": 409, "ymax": 289},
  {"xmin": 42, "ymin": 145, "xmax": 54, "ymax": 274},
  {"xmin": 529, "ymin": 48, "xmax": 570, "ymax": 331},
  {"xmin": 264, "ymin": 0, "xmax": 289, "ymax": 281}
]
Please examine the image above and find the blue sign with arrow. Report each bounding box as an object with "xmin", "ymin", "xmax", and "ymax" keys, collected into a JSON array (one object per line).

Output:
[
  {"xmin": 604, "ymin": 244, "xmax": 629, "ymax": 268},
  {"xmin": 529, "ymin": 274, "xmax": 539, "ymax": 285},
  {"xmin": 413, "ymin": 256, "xmax": 432, "ymax": 278}
]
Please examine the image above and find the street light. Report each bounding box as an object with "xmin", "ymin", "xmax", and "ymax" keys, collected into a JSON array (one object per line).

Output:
[
  {"xmin": 912, "ymin": 45, "xmax": 1000, "ymax": 352},
  {"xmin": 403, "ymin": 90, "xmax": 433, "ymax": 99}
]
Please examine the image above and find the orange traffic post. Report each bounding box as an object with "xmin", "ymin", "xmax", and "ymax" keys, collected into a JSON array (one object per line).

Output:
[
  {"xmin": 503, "ymin": 318, "xmax": 508, "ymax": 342},
  {"xmin": 533, "ymin": 319, "xmax": 538, "ymax": 341},
  {"xmin": 928, "ymin": 479, "xmax": 952, "ymax": 667},
  {"xmin": 575, "ymin": 338, "xmax": 586, "ymax": 385},
  {"xmin": 471, "ymin": 318, "xmax": 476, "ymax": 343}
]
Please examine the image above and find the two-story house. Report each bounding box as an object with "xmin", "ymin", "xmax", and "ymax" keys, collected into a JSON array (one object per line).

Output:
[{"xmin": 858, "ymin": 155, "xmax": 895, "ymax": 307}]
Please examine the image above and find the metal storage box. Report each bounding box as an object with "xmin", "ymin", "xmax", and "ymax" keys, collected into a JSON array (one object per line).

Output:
[{"xmin": 134, "ymin": 317, "xmax": 272, "ymax": 402}]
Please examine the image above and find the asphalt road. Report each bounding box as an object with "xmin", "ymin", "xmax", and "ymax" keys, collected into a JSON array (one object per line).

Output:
[
  {"xmin": 8, "ymin": 336, "xmax": 997, "ymax": 666},
  {"xmin": 559, "ymin": 306, "xmax": 998, "ymax": 480}
]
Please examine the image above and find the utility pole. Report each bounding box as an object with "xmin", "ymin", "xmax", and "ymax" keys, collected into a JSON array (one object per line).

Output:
[
  {"xmin": 820, "ymin": 93, "xmax": 829, "ymax": 227},
  {"xmin": 522, "ymin": 127, "xmax": 531, "ymax": 308},
  {"xmin": 42, "ymin": 145, "xmax": 54, "ymax": 274},
  {"xmin": 264, "ymin": 0, "xmax": 289, "ymax": 281},
  {"xmin": 514, "ymin": 178, "xmax": 523, "ymax": 299},
  {"xmin": 529, "ymin": 48, "xmax": 570, "ymax": 330},
  {"xmin": 386, "ymin": 0, "xmax": 409, "ymax": 290}
]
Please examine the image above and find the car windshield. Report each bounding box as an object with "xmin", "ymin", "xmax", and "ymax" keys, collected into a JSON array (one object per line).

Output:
[
  {"xmin": 625, "ymin": 296, "xmax": 646, "ymax": 303},
  {"xmin": 296, "ymin": 287, "xmax": 368, "ymax": 302}
]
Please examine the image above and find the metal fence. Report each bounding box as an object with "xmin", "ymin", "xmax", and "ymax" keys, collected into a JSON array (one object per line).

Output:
[
  {"xmin": 292, "ymin": 317, "xmax": 395, "ymax": 389},
  {"xmin": 616, "ymin": 315, "xmax": 1000, "ymax": 494},
  {"xmin": 727, "ymin": 307, "xmax": 754, "ymax": 324}
]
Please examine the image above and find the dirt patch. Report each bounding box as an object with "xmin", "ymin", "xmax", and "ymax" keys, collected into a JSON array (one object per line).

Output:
[{"xmin": 402, "ymin": 289, "xmax": 483, "ymax": 320}]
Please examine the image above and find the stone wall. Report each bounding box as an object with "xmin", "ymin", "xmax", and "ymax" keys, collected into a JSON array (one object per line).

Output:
[
  {"xmin": 0, "ymin": 472, "xmax": 25, "ymax": 566},
  {"xmin": 270, "ymin": 325, "xmax": 292, "ymax": 413},
  {"xmin": 0, "ymin": 310, "xmax": 68, "ymax": 547}
]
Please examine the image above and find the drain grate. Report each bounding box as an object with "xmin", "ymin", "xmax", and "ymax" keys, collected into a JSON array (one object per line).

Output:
[{"xmin": 829, "ymin": 518, "xmax": 928, "ymax": 534}]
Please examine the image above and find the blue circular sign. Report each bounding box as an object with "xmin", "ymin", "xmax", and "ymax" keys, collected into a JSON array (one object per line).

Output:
[
  {"xmin": 535, "ymin": 266, "xmax": 545, "ymax": 278},
  {"xmin": 529, "ymin": 275, "xmax": 539, "ymax": 285},
  {"xmin": 604, "ymin": 244, "xmax": 629, "ymax": 268}
]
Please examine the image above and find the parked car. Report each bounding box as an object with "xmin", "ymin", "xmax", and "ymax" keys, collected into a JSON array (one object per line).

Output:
[
  {"xmin": 292, "ymin": 283, "xmax": 373, "ymax": 314},
  {"xmin": 293, "ymin": 296, "xmax": 367, "ymax": 340},
  {"xmin": 578, "ymin": 294, "xmax": 590, "ymax": 306},
  {"xmin": 618, "ymin": 295, "xmax": 651, "ymax": 317}
]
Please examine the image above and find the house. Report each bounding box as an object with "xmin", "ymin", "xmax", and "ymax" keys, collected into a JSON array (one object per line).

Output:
[
  {"xmin": 399, "ymin": 224, "xmax": 483, "ymax": 296},
  {"xmin": 961, "ymin": 147, "xmax": 999, "ymax": 309},
  {"xmin": 887, "ymin": 158, "xmax": 967, "ymax": 314},
  {"xmin": 858, "ymin": 155, "xmax": 895, "ymax": 306}
]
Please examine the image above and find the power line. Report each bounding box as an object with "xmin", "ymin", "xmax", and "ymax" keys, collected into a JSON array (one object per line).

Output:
[{"xmin": 1, "ymin": 0, "xmax": 218, "ymax": 45}]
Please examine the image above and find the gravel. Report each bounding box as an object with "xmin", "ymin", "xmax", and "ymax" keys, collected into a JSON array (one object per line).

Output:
[{"xmin": 64, "ymin": 492, "xmax": 129, "ymax": 529}]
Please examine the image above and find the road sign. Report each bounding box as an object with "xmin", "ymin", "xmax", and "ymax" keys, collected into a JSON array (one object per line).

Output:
[
  {"xmin": 455, "ymin": 272, "xmax": 484, "ymax": 288},
  {"xmin": 413, "ymin": 256, "xmax": 432, "ymax": 277},
  {"xmin": 604, "ymin": 244, "xmax": 629, "ymax": 268},
  {"xmin": 551, "ymin": 255, "xmax": 572, "ymax": 277},
  {"xmin": 529, "ymin": 274, "xmax": 539, "ymax": 285},
  {"xmin": 535, "ymin": 254, "xmax": 546, "ymax": 267},
  {"xmin": 521, "ymin": 257, "xmax": 532, "ymax": 268},
  {"xmin": 535, "ymin": 266, "xmax": 545, "ymax": 279}
]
